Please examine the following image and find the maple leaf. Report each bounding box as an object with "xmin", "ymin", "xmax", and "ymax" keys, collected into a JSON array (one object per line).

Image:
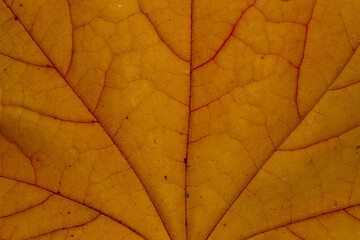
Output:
[{"xmin": 0, "ymin": 0, "xmax": 360, "ymax": 240}]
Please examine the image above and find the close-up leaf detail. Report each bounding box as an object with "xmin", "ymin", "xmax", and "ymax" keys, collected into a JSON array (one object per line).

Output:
[{"xmin": 0, "ymin": 0, "xmax": 359, "ymax": 239}]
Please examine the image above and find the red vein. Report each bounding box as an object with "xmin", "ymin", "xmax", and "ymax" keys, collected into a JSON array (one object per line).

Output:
[
  {"xmin": 0, "ymin": 51, "xmax": 51, "ymax": 68},
  {"xmin": 185, "ymin": 1, "xmax": 194, "ymax": 238},
  {"xmin": 279, "ymin": 125, "xmax": 359, "ymax": 152},
  {"xmin": 245, "ymin": 203, "xmax": 360, "ymax": 240},
  {"xmin": 330, "ymin": 80, "xmax": 360, "ymax": 91},
  {"xmin": 0, "ymin": 194, "xmax": 52, "ymax": 218},
  {"xmin": 1, "ymin": 1, "xmax": 170, "ymax": 238},
  {"xmin": 2, "ymin": 104, "xmax": 96, "ymax": 123},
  {"xmin": 344, "ymin": 209, "xmax": 360, "ymax": 221},
  {"xmin": 64, "ymin": 0, "xmax": 73, "ymax": 76},
  {"xmin": 192, "ymin": 3, "xmax": 254, "ymax": 71},
  {"xmin": 285, "ymin": 227, "xmax": 305, "ymax": 240},
  {"xmin": 206, "ymin": 15, "xmax": 360, "ymax": 240},
  {"xmin": 23, "ymin": 214, "xmax": 101, "ymax": 240},
  {"xmin": 295, "ymin": 2, "xmax": 317, "ymax": 119},
  {"xmin": 0, "ymin": 176, "xmax": 146, "ymax": 239},
  {"xmin": 0, "ymin": 133, "xmax": 37, "ymax": 183},
  {"xmin": 138, "ymin": 4, "xmax": 189, "ymax": 63}
]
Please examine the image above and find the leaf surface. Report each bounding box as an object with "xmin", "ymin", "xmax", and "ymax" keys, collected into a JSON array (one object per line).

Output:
[{"xmin": 0, "ymin": 0, "xmax": 360, "ymax": 239}]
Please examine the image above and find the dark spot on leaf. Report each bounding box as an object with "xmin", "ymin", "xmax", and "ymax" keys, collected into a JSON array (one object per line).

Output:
[
  {"xmin": 164, "ymin": 175, "xmax": 167, "ymax": 179},
  {"xmin": 14, "ymin": 16, "xmax": 18, "ymax": 20},
  {"xmin": 184, "ymin": 158, "xmax": 187, "ymax": 163},
  {"xmin": 223, "ymin": 223, "xmax": 226, "ymax": 226},
  {"xmin": 356, "ymin": 145, "xmax": 360, "ymax": 149},
  {"xmin": 3, "ymin": 68, "xmax": 6, "ymax": 71},
  {"xmin": 154, "ymin": 139, "xmax": 157, "ymax": 144},
  {"xmin": 200, "ymin": 195, "xmax": 202, "ymax": 199},
  {"xmin": 70, "ymin": 234, "xmax": 74, "ymax": 237},
  {"xmin": 67, "ymin": 211, "xmax": 71, "ymax": 214},
  {"xmin": 19, "ymin": 4, "xmax": 23, "ymax": 7},
  {"xmin": 186, "ymin": 193, "xmax": 189, "ymax": 198},
  {"xmin": 261, "ymin": 56, "xmax": 264, "ymax": 59},
  {"xmin": 126, "ymin": 116, "xmax": 129, "ymax": 119}
]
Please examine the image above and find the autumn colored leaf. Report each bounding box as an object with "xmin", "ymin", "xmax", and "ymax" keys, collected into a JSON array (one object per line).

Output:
[{"xmin": 0, "ymin": 0, "xmax": 360, "ymax": 239}]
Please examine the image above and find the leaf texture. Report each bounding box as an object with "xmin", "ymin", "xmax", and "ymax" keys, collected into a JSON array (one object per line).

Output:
[{"xmin": 0, "ymin": 0, "xmax": 360, "ymax": 239}]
